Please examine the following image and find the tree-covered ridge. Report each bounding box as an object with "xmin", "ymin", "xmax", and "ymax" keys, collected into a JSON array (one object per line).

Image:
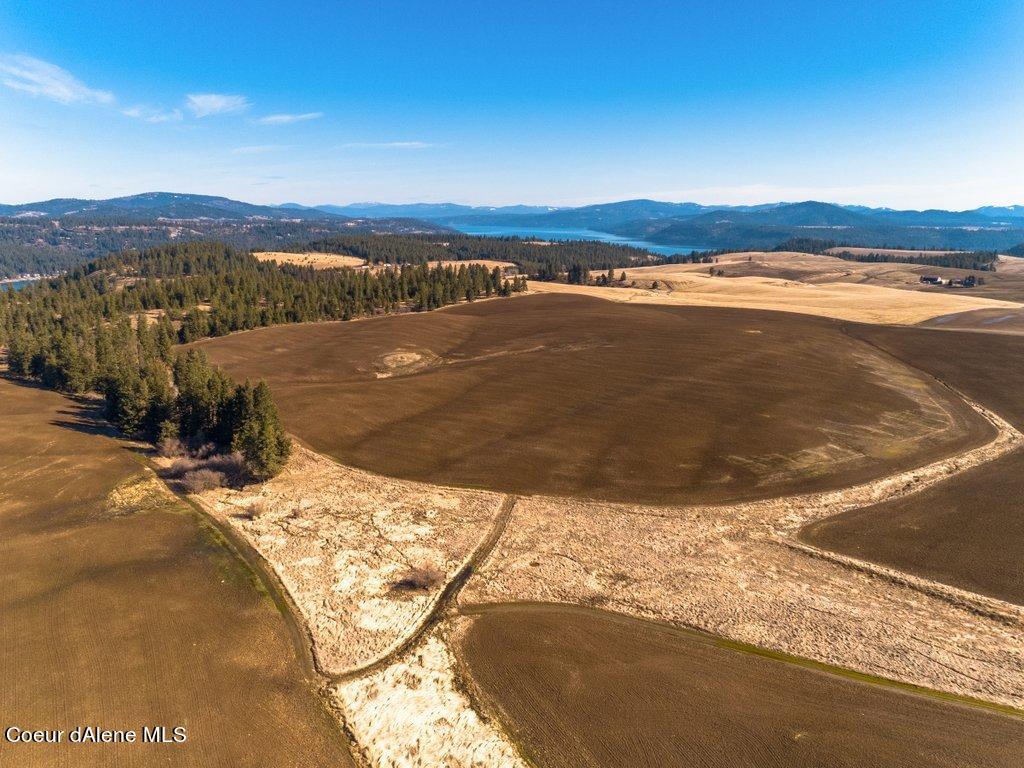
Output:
[
  {"xmin": 0, "ymin": 241, "xmax": 526, "ymax": 479},
  {"xmin": 0, "ymin": 215, "xmax": 446, "ymax": 280},
  {"xmin": 832, "ymin": 250, "xmax": 999, "ymax": 271}
]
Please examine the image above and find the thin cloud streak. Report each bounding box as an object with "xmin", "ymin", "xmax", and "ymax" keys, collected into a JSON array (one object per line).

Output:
[
  {"xmin": 231, "ymin": 144, "xmax": 290, "ymax": 155},
  {"xmin": 0, "ymin": 54, "xmax": 114, "ymax": 105},
  {"xmin": 122, "ymin": 105, "xmax": 183, "ymax": 123},
  {"xmin": 337, "ymin": 141, "xmax": 434, "ymax": 149},
  {"xmin": 186, "ymin": 93, "xmax": 250, "ymax": 117},
  {"xmin": 257, "ymin": 112, "xmax": 323, "ymax": 125}
]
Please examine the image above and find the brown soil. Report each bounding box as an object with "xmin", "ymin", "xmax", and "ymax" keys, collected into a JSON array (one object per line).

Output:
[
  {"xmin": 800, "ymin": 323, "xmax": 1024, "ymax": 604},
  {"xmin": 197, "ymin": 293, "xmax": 989, "ymax": 505},
  {"xmin": 801, "ymin": 448, "xmax": 1024, "ymax": 605},
  {"xmin": 0, "ymin": 378, "xmax": 353, "ymax": 767},
  {"xmin": 918, "ymin": 307, "xmax": 1024, "ymax": 334},
  {"xmin": 458, "ymin": 604, "xmax": 1024, "ymax": 768}
]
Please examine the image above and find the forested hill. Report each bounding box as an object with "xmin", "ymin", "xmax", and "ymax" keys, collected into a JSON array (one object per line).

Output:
[
  {"xmin": 0, "ymin": 242, "xmax": 525, "ymax": 480},
  {"xmin": 0, "ymin": 213, "xmax": 447, "ymax": 280}
]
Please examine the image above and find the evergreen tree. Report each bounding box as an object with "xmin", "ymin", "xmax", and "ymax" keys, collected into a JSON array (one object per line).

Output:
[{"xmin": 232, "ymin": 381, "xmax": 291, "ymax": 480}]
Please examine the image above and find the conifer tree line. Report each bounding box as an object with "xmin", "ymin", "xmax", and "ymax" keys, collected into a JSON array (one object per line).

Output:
[
  {"xmin": 832, "ymin": 249, "xmax": 998, "ymax": 271},
  {"xmin": 0, "ymin": 241, "xmax": 526, "ymax": 479}
]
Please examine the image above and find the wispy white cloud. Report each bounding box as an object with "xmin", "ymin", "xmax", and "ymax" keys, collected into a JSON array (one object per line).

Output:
[
  {"xmin": 0, "ymin": 54, "xmax": 114, "ymax": 105},
  {"xmin": 231, "ymin": 144, "xmax": 290, "ymax": 155},
  {"xmin": 337, "ymin": 141, "xmax": 434, "ymax": 149},
  {"xmin": 186, "ymin": 92, "xmax": 250, "ymax": 118},
  {"xmin": 257, "ymin": 112, "xmax": 323, "ymax": 125},
  {"xmin": 122, "ymin": 105, "xmax": 183, "ymax": 123}
]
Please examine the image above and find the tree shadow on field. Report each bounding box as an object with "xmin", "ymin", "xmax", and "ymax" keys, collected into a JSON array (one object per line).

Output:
[{"xmin": 1, "ymin": 372, "xmax": 149, "ymax": 457}]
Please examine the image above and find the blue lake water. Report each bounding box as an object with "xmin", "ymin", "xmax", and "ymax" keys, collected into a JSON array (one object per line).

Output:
[
  {"xmin": 1, "ymin": 279, "xmax": 33, "ymax": 291},
  {"xmin": 453, "ymin": 225, "xmax": 707, "ymax": 256}
]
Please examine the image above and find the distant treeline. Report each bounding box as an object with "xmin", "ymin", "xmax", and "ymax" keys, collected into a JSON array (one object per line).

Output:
[
  {"xmin": 291, "ymin": 233, "xmax": 716, "ymax": 282},
  {"xmin": 0, "ymin": 242, "xmax": 525, "ymax": 478},
  {"xmin": 832, "ymin": 250, "xmax": 999, "ymax": 271}
]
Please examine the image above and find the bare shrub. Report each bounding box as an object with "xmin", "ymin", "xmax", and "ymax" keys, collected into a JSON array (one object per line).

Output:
[
  {"xmin": 191, "ymin": 442, "xmax": 218, "ymax": 460},
  {"xmin": 205, "ymin": 452, "xmax": 246, "ymax": 485},
  {"xmin": 241, "ymin": 499, "xmax": 269, "ymax": 520},
  {"xmin": 180, "ymin": 468, "xmax": 226, "ymax": 494},
  {"xmin": 156, "ymin": 436, "xmax": 185, "ymax": 458},
  {"xmin": 390, "ymin": 562, "xmax": 445, "ymax": 592},
  {"xmin": 166, "ymin": 451, "xmax": 247, "ymax": 486},
  {"xmin": 167, "ymin": 457, "xmax": 201, "ymax": 478}
]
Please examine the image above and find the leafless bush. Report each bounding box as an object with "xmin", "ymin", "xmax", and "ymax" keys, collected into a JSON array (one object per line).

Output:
[
  {"xmin": 156, "ymin": 436, "xmax": 185, "ymax": 458},
  {"xmin": 167, "ymin": 457, "xmax": 201, "ymax": 478},
  {"xmin": 204, "ymin": 452, "xmax": 246, "ymax": 485},
  {"xmin": 191, "ymin": 442, "xmax": 218, "ymax": 460},
  {"xmin": 240, "ymin": 499, "xmax": 269, "ymax": 520},
  {"xmin": 166, "ymin": 451, "xmax": 246, "ymax": 486},
  {"xmin": 390, "ymin": 562, "xmax": 445, "ymax": 592},
  {"xmin": 180, "ymin": 468, "xmax": 227, "ymax": 494}
]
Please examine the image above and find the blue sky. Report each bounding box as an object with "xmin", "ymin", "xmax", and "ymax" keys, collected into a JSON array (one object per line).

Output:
[{"xmin": 1, "ymin": 1, "xmax": 1022, "ymax": 208}]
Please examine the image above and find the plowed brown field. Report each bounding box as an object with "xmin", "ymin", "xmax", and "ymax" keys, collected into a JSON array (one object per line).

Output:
[
  {"xmin": 458, "ymin": 604, "xmax": 1024, "ymax": 768},
  {"xmin": 196, "ymin": 293, "xmax": 989, "ymax": 505},
  {"xmin": 801, "ymin": 323, "xmax": 1024, "ymax": 604},
  {"xmin": 0, "ymin": 378, "xmax": 353, "ymax": 767}
]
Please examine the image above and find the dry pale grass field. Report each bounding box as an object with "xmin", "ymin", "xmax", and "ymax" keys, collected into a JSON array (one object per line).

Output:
[
  {"xmin": 254, "ymin": 250, "xmax": 366, "ymax": 269},
  {"xmin": 663, "ymin": 250, "xmax": 991, "ymax": 287},
  {"xmin": 635, "ymin": 250, "xmax": 1024, "ymax": 304},
  {"xmin": 536, "ymin": 266, "xmax": 1021, "ymax": 324},
  {"xmin": 334, "ymin": 627, "xmax": 526, "ymax": 768},
  {"xmin": 189, "ymin": 444, "xmax": 506, "ymax": 674},
  {"xmin": 458, "ymin": 604, "xmax": 1024, "ymax": 768},
  {"xmin": 196, "ymin": 294, "xmax": 992, "ymax": 505},
  {"xmin": 0, "ymin": 378, "xmax": 353, "ymax": 767}
]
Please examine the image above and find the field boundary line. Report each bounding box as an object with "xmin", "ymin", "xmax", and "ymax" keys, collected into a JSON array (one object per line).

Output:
[{"xmin": 779, "ymin": 539, "xmax": 1024, "ymax": 626}]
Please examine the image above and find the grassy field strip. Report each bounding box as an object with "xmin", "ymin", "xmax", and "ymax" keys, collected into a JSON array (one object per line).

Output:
[
  {"xmin": 331, "ymin": 494, "xmax": 518, "ymax": 682},
  {"xmin": 462, "ymin": 388, "xmax": 1024, "ymax": 709},
  {"xmin": 180, "ymin": 446, "xmax": 528, "ymax": 767}
]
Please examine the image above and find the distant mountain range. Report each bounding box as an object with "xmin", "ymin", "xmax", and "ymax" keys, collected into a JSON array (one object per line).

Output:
[
  {"xmin": 301, "ymin": 198, "xmax": 1024, "ymax": 251},
  {"xmin": 0, "ymin": 192, "xmax": 344, "ymax": 221},
  {"xmin": 4, "ymin": 193, "xmax": 1024, "ymax": 253},
  {"xmin": 279, "ymin": 202, "xmax": 564, "ymax": 219},
  {"xmin": 0, "ymin": 192, "xmax": 453, "ymax": 227}
]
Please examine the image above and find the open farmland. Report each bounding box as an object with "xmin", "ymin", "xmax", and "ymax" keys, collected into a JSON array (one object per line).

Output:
[
  {"xmin": 0, "ymin": 377, "xmax": 353, "ymax": 767},
  {"xmin": 196, "ymin": 293, "xmax": 991, "ymax": 505},
  {"xmin": 457, "ymin": 604, "xmax": 1024, "ymax": 768},
  {"xmin": 535, "ymin": 267, "xmax": 1021, "ymax": 324},
  {"xmin": 801, "ymin": 323, "xmax": 1024, "ymax": 604},
  {"xmin": 253, "ymin": 250, "xmax": 366, "ymax": 269}
]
